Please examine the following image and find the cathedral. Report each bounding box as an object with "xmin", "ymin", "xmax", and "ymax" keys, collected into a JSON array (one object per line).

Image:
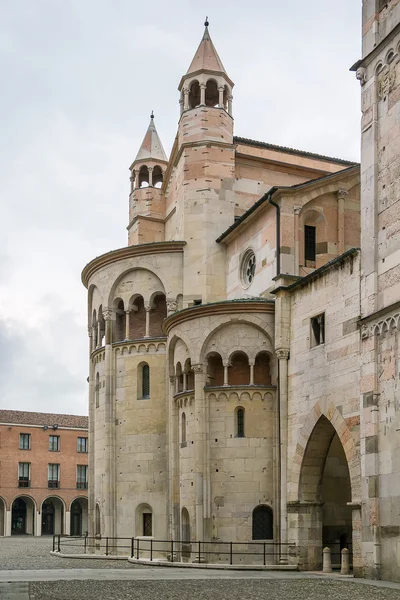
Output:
[{"xmin": 82, "ymin": 3, "xmax": 400, "ymax": 581}]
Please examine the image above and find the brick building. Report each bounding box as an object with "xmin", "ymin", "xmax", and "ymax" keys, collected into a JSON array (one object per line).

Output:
[{"xmin": 0, "ymin": 410, "xmax": 88, "ymax": 537}]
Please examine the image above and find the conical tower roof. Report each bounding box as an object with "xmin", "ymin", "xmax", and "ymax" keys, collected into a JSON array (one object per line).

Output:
[
  {"xmin": 134, "ymin": 112, "xmax": 168, "ymax": 163},
  {"xmin": 179, "ymin": 19, "xmax": 233, "ymax": 90}
]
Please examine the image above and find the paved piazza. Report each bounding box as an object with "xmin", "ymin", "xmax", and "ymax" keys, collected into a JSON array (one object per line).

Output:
[{"xmin": 1, "ymin": 538, "xmax": 400, "ymax": 599}]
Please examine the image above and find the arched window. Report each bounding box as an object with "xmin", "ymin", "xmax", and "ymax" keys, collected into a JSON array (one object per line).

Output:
[
  {"xmin": 176, "ymin": 362, "xmax": 183, "ymax": 393},
  {"xmin": 236, "ymin": 407, "xmax": 245, "ymax": 438},
  {"xmin": 254, "ymin": 352, "xmax": 271, "ymax": 385},
  {"xmin": 229, "ymin": 351, "xmax": 250, "ymax": 385},
  {"xmin": 114, "ymin": 299, "xmax": 125, "ymax": 342},
  {"xmin": 252, "ymin": 505, "xmax": 273, "ymax": 540},
  {"xmin": 95, "ymin": 504, "xmax": 101, "ymax": 536},
  {"xmin": 206, "ymin": 353, "xmax": 224, "ymax": 386},
  {"xmin": 142, "ymin": 364, "xmax": 150, "ymax": 399},
  {"xmin": 153, "ymin": 165, "xmax": 163, "ymax": 188},
  {"xmin": 95, "ymin": 373, "xmax": 100, "ymax": 408},
  {"xmin": 189, "ymin": 81, "xmax": 200, "ymax": 108},
  {"xmin": 136, "ymin": 503, "xmax": 153, "ymax": 537},
  {"xmin": 205, "ymin": 79, "xmax": 218, "ymax": 107},
  {"xmin": 181, "ymin": 507, "xmax": 190, "ymax": 542},
  {"xmin": 181, "ymin": 412, "xmax": 187, "ymax": 446},
  {"xmin": 139, "ymin": 165, "xmax": 149, "ymax": 188}
]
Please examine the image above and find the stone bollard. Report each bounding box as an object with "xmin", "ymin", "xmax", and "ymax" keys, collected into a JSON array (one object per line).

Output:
[
  {"xmin": 341, "ymin": 548, "xmax": 350, "ymax": 575},
  {"xmin": 322, "ymin": 547, "xmax": 332, "ymax": 573}
]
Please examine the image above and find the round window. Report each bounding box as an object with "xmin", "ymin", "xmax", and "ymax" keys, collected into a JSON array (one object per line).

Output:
[{"xmin": 241, "ymin": 250, "xmax": 256, "ymax": 288}]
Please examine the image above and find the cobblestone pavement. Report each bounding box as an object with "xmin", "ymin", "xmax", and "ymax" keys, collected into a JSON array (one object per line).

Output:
[
  {"xmin": 29, "ymin": 579, "xmax": 400, "ymax": 600},
  {"xmin": 0, "ymin": 537, "xmax": 134, "ymax": 571}
]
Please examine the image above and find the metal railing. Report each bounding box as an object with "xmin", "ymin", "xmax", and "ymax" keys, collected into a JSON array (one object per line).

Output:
[{"xmin": 53, "ymin": 534, "xmax": 296, "ymax": 566}]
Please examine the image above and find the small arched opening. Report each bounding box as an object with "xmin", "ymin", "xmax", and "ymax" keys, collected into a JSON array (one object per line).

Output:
[
  {"xmin": 176, "ymin": 362, "xmax": 183, "ymax": 393},
  {"xmin": 189, "ymin": 80, "xmax": 200, "ymax": 109},
  {"xmin": 184, "ymin": 358, "xmax": 194, "ymax": 391},
  {"xmin": 252, "ymin": 505, "xmax": 273, "ymax": 540},
  {"xmin": 206, "ymin": 353, "xmax": 224, "ymax": 387},
  {"xmin": 139, "ymin": 165, "xmax": 149, "ymax": 188},
  {"xmin": 114, "ymin": 299, "xmax": 125, "ymax": 342},
  {"xmin": 153, "ymin": 165, "xmax": 163, "ymax": 188},
  {"xmin": 181, "ymin": 412, "xmax": 187, "ymax": 445},
  {"xmin": 181, "ymin": 507, "xmax": 191, "ymax": 543},
  {"xmin": 235, "ymin": 406, "xmax": 245, "ymax": 438},
  {"xmin": 254, "ymin": 352, "xmax": 271, "ymax": 385},
  {"xmin": 92, "ymin": 309, "xmax": 98, "ymax": 348},
  {"xmin": 149, "ymin": 293, "xmax": 167, "ymax": 337},
  {"xmin": 138, "ymin": 362, "xmax": 150, "ymax": 399},
  {"xmin": 129, "ymin": 295, "xmax": 146, "ymax": 339},
  {"xmin": 229, "ymin": 351, "xmax": 250, "ymax": 385},
  {"xmin": 98, "ymin": 305, "xmax": 105, "ymax": 347},
  {"xmin": 95, "ymin": 503, "xmax": 101, "ymax": 536},
  {"xmin": 136, "ymin": 503, "xmax": 153, "ymax": 537},
  {"xmin": 205, "ymin": 79, "xmax": 219, "ymax": 107}
]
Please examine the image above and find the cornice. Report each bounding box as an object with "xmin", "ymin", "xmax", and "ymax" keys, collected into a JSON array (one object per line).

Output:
[
  {"xmin": 163, "ymin": 299, "xmax": 274, "ymax": 334},
  {"xmin": 81, "ymin": 241, "xmax": 186, "ymax": 288}
]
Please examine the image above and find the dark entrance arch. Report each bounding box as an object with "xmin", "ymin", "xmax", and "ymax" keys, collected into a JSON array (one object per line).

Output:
[
  {"xmin": 71, "ymin": 498, "xmax": 88, "ymax": 536},
  {"xmin": 11, "ymin": 497, "xmax": 35, "ymax": 535},
  {"xmin": 42, "ymin": 500, "xmax": 55, "ymax": 535},
  {"xmin": 297, "ymin": 415, "xmax": 352, "ymax": 570}
]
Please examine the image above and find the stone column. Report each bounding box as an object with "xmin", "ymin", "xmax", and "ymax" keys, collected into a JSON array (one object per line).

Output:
[
  {"xmin": 293, "ymin": 206, "xmax": 301, "ymax": 276},
  {"xmin": 148, "ymin": 166, "xmax": 153, "ymax": 187},
  {"xmin": 35, "ymin": 512, "xmax": 42, "ymax": 536},
  {"xmin": 168, "ymin": 377, "xmax": 180, "ymax": 540},
  {"xmin": 193, "ymin": 364, "xmax": 208, "ymax": 544},
  {"xmin": 144, "ymin": 305, "xmax": 151, "ymax": 338},
  {"xmin": 183, "ymin": 372, "xmax": 188, "ymax": 392},
  {"xmin": 218, "ymin": 86, "xmax": 224, "ymax": 107},
  {"xmin": 125, "ymin": 310, "xmax": 131, "ymax": 340},
  {"xmin": 200, "ymin": 83, "xmax": 206, "ymax": 105},
  {"xmin": 5, "ymin": 511, "xmax": 11, "ymax": 537},
  {"xmin": 223, "ymin": 361, "xmax": 229, "ymax": 386},
  {"xmin": 277, "ymin": 348, "xmax": 290, "ymax": 563},
  {"xmin": 183, "ymin": 88, "xmax": 189, "ymax": 110},
  {"xmin": 65, "ymin": 511, "xmax": 71, "ymax": 535},
  {"xmin": 249, "ymin": 361, "xmax": 255, "ymax": 385},
  {"xmin": 228, "ymin": 95, "xmax": 233, "ymax": 116},
  {"xmin": 102, "ymin": 308, "xmax": 116, "ymax": 539},
  {"xmin": 337, "ymin": 190, "xmax": 348, "ymax": 255}
]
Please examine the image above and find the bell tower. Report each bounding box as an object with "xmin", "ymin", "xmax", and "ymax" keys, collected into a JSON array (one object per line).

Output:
[
  {"xmin": 174, "ymin": 20, "xmax": 236, "ymax": 304},
  {"xmin": 127, "ymin": 113, "xmax": 168, "ymax": 246}
]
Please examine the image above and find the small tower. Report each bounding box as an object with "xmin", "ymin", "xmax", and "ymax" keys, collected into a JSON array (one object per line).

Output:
[{"xmin": 127, "ymin": 113, "xmax": 168, "ymax": 246}]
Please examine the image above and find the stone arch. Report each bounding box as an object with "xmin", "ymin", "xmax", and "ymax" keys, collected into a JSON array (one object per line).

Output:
[
  {"xmin": 0, "ymin": 496, "xmax": 6, "ymax": 536},
  {"xmin": 152, "ymin": 165, "xmax": 164, "ymax": 188},
  {"xmin": 168, "ymin": 334, "xmax": 192, "ymax": 377},
  {"xmin": 139, "ymin": 164, "xmax": 150, "ymax": 187},
  {"xmin": 107, "ymin": 267, "xmax": 165, "ymax": 308},
  {"xmin": 189, "ymin": 79, "xmax": 200, "ymax": 108},
  {"xmin": 205, "ymin": 351, "xmax": 224, "ymax": 387},
  {"xmin": 41, "ymin": 496, "xmax": 66, "ymax": 535},
  {"xmin": 11, "ymin": 495, "xmax": 37, "ymax": 535},
  {"xmin": 205, "ymin": 78, "xmax": 219, "ymax": 107},
  {"xmin": 290, "ymin": 400, "xmax": 360, "ymax": 503},
  {"xmin": 135, "ymin": 503, "xmax": 153, "ymax": 537},
  {"xmin": 70, "ymin": 497, "xmax": 88, "ymax": 536}
]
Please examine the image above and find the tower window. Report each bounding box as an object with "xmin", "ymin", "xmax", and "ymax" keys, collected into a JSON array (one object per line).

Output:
[
  {"xmin": 311, "ymin": 314, "xmax": 325, "ymax": 347},
  {"xmin": 305, "ymin": 225, "xmax": 316, "ymax": 262},
  {"xmin": 189, "ymin": 81, "xmax": 200, "ymax": 109},
  {"xmin": 236, "ymin": 408, "xmax": 245, "ymax": 438},
  {"xmin": 252, "ymin": 505, "xmax": 273, "ymax": 540},
  {"xmin": 143, "ymin": 513, "xmax": 152, "ymax": 536},
  {"xmin": 181, "ymin": 412, "xmax": 187, "ymax": 447},
  {"xmin": 142, "ymin": 364, "xmax": 150, "ymax": 399}
]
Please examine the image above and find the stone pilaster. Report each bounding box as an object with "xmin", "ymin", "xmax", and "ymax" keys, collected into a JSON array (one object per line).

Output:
[{"xmin": 102, "ymin": 308, "xmax": 116, "ymax": 539}]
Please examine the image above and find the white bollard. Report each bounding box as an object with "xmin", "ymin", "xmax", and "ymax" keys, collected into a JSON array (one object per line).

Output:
[
  {"xmin": 322, "ymin": 546, "xmax": 332, "ymax": 573},
  {"xmin": 341, "ymin": 548, "xmax": 350, "ymax": 575}
]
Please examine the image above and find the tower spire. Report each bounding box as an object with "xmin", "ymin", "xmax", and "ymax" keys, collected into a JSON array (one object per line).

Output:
[{"xmin": 134, "ymin": 113, "xmax": 167, "ymax": 163}]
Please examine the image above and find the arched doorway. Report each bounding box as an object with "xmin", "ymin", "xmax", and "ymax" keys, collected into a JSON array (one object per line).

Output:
[
  {"xmin": 296, "ymin": 415, "xmax": 352, "ymax": 570},
  {"xmin": 70, "ymin": 498, "xmax": 88, "ymax": 536},
  {"xmin": 41, "ymin": 497, "xmax": 64, "ymax": 535},
  {"xmin": 11, "ymin": 497, "xmax": 35, "ymax": 535}
]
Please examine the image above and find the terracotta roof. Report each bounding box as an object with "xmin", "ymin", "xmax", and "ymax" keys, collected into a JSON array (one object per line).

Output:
[
  {"xmin": 186, "ymin": 25, "xmax": 227, "ymax": 77},
  {"xmin": 134, "ymin": 114, "xmax": 168, "ymax": 163},
  {"xmin": 0, "ymin": 410, "xmax": 88, "ymax": 429},
  {"xmin": 234, "ymin": 136, "xmax": 357, "ymax": 166}
]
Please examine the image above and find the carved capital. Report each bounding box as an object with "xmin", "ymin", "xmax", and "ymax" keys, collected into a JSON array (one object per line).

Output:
[
  {"xmin": 361, "ymin": 324, "xmax": 370, "ymax": 339},
  {"xmin": 102, "ymin": 308, "xmax": 113, "ymax": 321},
  {"xmin": 167, "ymin": 301, "xmax": 177, "ymax": 315},
  {"xmin": 200, "ymin": 83, "xmax": 207, "ymax": 89},
  {"xmin": 356, "ymin": 67, "xmax": 367, "ymax": 86},
  {"xmin": 148, "ymin": 166, "xmax": 153, "ymax": 173},
  {"xmin": 145, "ymin": 305, "xmax": 151, "ymax": 312},
  {"xmin": 169, "ymin": 375, "xmax": 176, "ymax": 384},
  {"xmin": 276, "ymin": 349, "xmax": 290, "ymax": 361},
  {"xmin": 192, "ymin": 364, "xmax": 204, "ymax": 374},
  {"xmin": 293, "ymin": 206, "xmax": 302, "ymax": 216},
  {"xmin": 337, "ymin": 189, "xmax": 349, "ymax": 201}
]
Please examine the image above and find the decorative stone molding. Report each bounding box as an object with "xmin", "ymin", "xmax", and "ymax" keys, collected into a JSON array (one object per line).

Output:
[
  {"xmin": 337, "ymin": 189, "xmax": 349, "ymax": 201},
  {"xmin": 192, "ymin": 364, "xmax": 204, "ymax": 374},
  {"xmin": 378, "ymin": 67, "xmax": 396, "ymax": 98},
  {"xmin": 206, "ymin": 387, "xmax": 275, "ymax": 404},
  {"xmin": 356, "ymin": 67, "xmax": 367, "ymax": 86},
  {"xmin": 362, "ymin": 311, "xmax": 400, "ymax": 338},
  {"xmin": 276, "ymin": 349, "xmax": 290, "ymax": 361},
  {"xmin": 293, "ymin": 206, "xmax": 302, "ymax": 216},
  {"xmin": 361, "ymin": 324, "xmax": 370, "ymax": 339},
  {"xmin": 167, "ymin": 301, "xmax": 177, "ymax": 315},
  {"xmin": 113, "ymin": 340, "xmax": 167, "ymax": 356}
]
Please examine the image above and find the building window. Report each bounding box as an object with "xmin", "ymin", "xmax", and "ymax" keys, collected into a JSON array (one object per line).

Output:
[
  {"xmin": 252, "ymin": 505, "xmax": 273, "ymax": 540},
  {"xmin": 18, "ymin": 462, "xmax": 30, "ymax": 487},
  {"xmin": 48, "ymin": 464, "xmax": 60, "ymax": 488},
  {"xmin": 142, "ymin": 364, "xmax": 150, "ymax": 399},
  {"xmin": 304, "ymin": 225, "xmax": 316, "ymax": 262},
  {"xmin": 143, "ymin": 513, "xmax": 152, "ymax": 536},
  {"xmin": 241, "ymin": 249, "xmax": 256, "ymax": 288},
  {"xmin": 76, "ymin": 465, "xmax": 88, "ymax": 489},
  {"xmin": 77, "ymin": 437, "xmax": 88, "ymax": 453},
  {"xmin": 311, "ymin": 314, "xmax": 325, "ymax": 347},
  {"xmin": 19, "ymin": 433, "xmax": 30, "ymax": 450},
  {"xmin": 236, "ymin": 407, "xmax": 245, "ymax": 438},
  {"xmin": 181, "ymin": 412, "xmax": 187, "ymax": 447},
  {"xmin": 49, "ymin": 435, "xmax": 60, "ymax": 452}
]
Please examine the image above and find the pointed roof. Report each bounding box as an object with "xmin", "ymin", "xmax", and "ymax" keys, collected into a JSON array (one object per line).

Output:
[
  {"xmin": 179, "ymin": 19, "xmax": 233, "ymax": 89},
  {"xmin": 134, "ymin": 112, "xmax": 168, "ymax": 163}
]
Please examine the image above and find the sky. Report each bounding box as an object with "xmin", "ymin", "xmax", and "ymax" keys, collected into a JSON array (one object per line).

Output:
[{"xmin": 0, "ymin": 0, "xmax": 362, "ymax": 416}]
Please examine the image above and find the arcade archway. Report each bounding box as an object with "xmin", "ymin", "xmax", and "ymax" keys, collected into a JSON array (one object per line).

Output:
[
  {"xmin": 11, "ymin": 497, "xmax": 35, "ymax": 535},
  {"xmin": 70, "ymin": 498, "xmax": 88, "ymax": 536}
]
